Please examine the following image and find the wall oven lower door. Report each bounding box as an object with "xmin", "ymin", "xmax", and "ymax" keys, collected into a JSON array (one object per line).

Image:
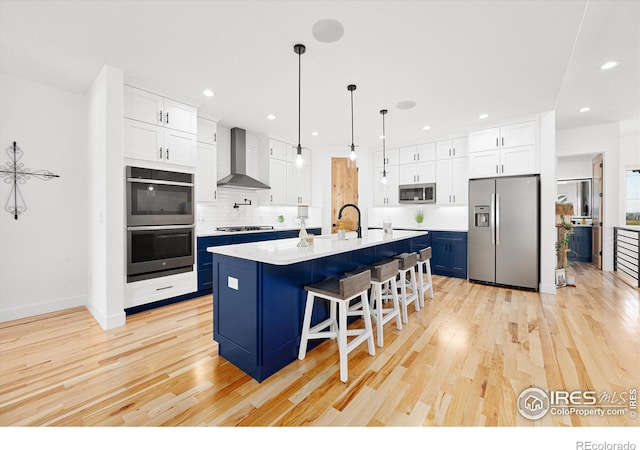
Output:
[{"xmin": 127, "ymin": 225, "xmax": 195, "ymax": 282}]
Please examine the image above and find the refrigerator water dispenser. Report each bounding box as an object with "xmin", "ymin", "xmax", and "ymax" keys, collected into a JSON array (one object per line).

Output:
[{"xmin": 474, "ymin": 206, "xmax": 490, "ymax": 227}]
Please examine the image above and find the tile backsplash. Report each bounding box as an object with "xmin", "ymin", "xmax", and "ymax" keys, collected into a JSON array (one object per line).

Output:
[
  {"xmin": 196, "ymin": 187, "xmax": 321, "ymax": 234},
  {"xmin": 368, "ymin": 205, "xmax": 468, "ymax": 231}
]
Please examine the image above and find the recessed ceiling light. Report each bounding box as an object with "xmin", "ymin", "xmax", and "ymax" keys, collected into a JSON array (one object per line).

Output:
[
  {"xmin": 422, "ymin": 125, "xmax": 431, "ymax": 131},
  {"xmin": 311, "ymin": 131, "xmax": 318, "ymax": 136},
  {"xmin": 579, "ymin": 107, "xmax": 590, "ymax": 113},
  {"xmin": 396, "ymin": 100, "xmax": 416, "ymax": 110},
  {"xmin": 600, "ymin": 61, "xmax": 620, "ymax": 70},
  {"xmin": 479, "ymin": 113, "xmax": 489, "ymax": 119},
  {"xmin": 312, "ymin": 19, "xmax": 344, "ymax": 43},
  {"xmin": 202, "ymin": 89, "xmax": 215, "ymax": 97},
  {"xmin": 266, "ymin": 114, "xmax": 276, "ymax": 120}
]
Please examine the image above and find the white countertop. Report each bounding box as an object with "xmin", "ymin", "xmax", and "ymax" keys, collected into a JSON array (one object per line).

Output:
[
  {"xmin": 198, "ymin": 225, "xmax": 322, "ymax": 237},
  {"xmin": 368, "ymin": 226, "xmax": 467, "ymax": 232},
  {"xmin": 207, "ymin": 229, "xmax": 428, "ymax": 265}
]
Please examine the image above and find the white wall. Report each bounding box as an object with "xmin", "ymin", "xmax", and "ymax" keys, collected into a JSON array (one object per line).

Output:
[
  {"xmin": 556, "ymin": 122, "xmax": 620, "ymax": 271},
  {"xmin": 557, "ymin": 154, "xmax": 594, "ymax": 180},
  {"xmin": 619, "ymin": 121, "xmax": 640, "ymax": 225},
  {"xmin": 0, "ymin": 74, "xmax": 88, "ymax": 322}
]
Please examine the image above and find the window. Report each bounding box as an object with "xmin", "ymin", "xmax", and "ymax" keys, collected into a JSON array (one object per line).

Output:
[{"xmin": 626, "ymin": 169, "xmax": 640, "ymax": 226}]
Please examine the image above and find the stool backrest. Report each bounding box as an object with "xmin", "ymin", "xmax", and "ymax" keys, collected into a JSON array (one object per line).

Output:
[
  {"xmin": 419, "ymin": 247, "xmax": 432, "ymax": 261},
  {"xmin": 373, "ymin": 259, "xmax": 399, "ymax": 281},
  {"xmin": 396, "ymin": 252, "xmax": 418, "ymax": 270},
  {"xmin": 340, "ymin": 269, "xmax": 371, "ymax": 298}
]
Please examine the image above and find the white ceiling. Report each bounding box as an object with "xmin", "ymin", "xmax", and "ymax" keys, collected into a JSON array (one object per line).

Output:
[{"xmin": 1, "ymin": 0, "xmax": 638, "ymax": 150}]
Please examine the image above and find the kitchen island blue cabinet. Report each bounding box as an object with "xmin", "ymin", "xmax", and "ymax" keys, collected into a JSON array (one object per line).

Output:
[
  {"xmin": 196, "ymin": 228, "xmax": 320, "ymax": 296},
  {"xmin": 209, "ymin": 230, "xmax": 424, "ymax": 382}
]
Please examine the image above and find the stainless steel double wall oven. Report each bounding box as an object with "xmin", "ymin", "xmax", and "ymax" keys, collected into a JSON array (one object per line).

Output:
[{"xmin": 126, "ymin": 166, "xmax": 195, "ymax": 282}]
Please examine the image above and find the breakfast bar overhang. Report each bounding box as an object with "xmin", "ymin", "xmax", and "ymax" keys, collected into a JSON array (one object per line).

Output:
[{"xmin": 208, "ymin": 229, "xmax": 429, "ymax": 382}]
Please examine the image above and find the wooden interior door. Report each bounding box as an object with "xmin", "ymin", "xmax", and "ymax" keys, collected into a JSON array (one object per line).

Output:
[
  {"xmin": 331, "ymin": 157, "xmax": 359, "ymax": 234},
  {"xmin": 592, "ymin": 153, "xmax": 603, "ymax": 269}
]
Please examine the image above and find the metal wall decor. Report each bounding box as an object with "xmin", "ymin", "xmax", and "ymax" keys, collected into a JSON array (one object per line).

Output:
[{"xmin": 0, "ymin": 141, "xmax": 60, "ymax": 219}]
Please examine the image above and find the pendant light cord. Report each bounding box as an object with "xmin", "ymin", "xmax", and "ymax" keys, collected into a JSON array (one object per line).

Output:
[
  {"xmin": 297, "ymin": 48, "xmax": 301, "ymax": 153},
  {"xmin": 350, "ymin": 89, "xmax": 354, "ymax": 149}
]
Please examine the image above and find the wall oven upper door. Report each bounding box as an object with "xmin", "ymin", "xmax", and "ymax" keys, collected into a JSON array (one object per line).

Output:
[
  {"xmin": 126, "ymin": 166, "xmax": 194, "ymax": 226},
  {"xmin": 127, "ymin": 225, "xmax": 195, "ymax": 282}
]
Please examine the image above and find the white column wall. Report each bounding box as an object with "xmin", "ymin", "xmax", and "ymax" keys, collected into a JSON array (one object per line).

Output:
[
  {"xmin": 86, "ymin": 65, "xmax": 126, "ymax": 330},
  {"xmin": 539, "ymin": 111, "xmax": 557, "ymax": 294}
]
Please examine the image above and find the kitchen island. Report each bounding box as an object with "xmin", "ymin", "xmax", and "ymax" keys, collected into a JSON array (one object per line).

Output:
[{"xmin": 208, "ymin": 229, "xmax": 428, "ymax": 382}]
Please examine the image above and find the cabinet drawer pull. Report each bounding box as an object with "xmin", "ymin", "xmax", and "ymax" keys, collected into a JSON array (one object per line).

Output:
[
  {"xmin": 166, "ymin": 148, "xmax": 170, "ymax": 160},
  {"xmin": 159, "ymin": 147, "xmax": 163, "ymax": 159},
  {"xmin": 496, "ymin": 137, "xmax": 499, "ymax": 147},
  {"xmin": 501, "ymin": 137, "xmax": 504, "ymax": 146},
  {"xmin": 156, "ymin": 285, "xmax": 174, "ymax": 291},
  {"xmin": 159, "ymin": 110, "xmax": 163, "ymax": 123},
  {"xmin": 166, "ymin": 112, "xmax": 169, "ymax": 124},
  {"xmin": 214, "ymin": 132, "xmax": 217, "ymax": 142},
  {"xmin": 453, "ymin": 148, "xmax": 456, "ymax": 156},
  {"xmin": 496, "ymin": 165, "xmax": 499, "ymax": 174},
  {"xmin": 417, "ymin": 153, "xmax": 420, "ymax": 161},
  {"xmin": 501, "ymin": 164, "xmax": 504, "ymax": 173}
]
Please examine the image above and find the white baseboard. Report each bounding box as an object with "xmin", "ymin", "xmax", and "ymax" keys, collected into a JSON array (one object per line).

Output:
[
  {"xmin": 0, "ymin": 295, "xmax": 85, "ymax": 323},
  {"xmin": 539, "ymin": 282, "xmax": 557, "ymax": 295},
  {"xmin": 86, "ymin": 302, "xmax": 126, "ymax": 330}
]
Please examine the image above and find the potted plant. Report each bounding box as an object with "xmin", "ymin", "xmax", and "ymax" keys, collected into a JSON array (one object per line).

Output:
[
  {"xmin": 276, "ymin": 214, "xmax": 285, "ymax": 228},
  {"xmin": 414, "ymin": 210, "xmax": 425, "ymax": 227}
]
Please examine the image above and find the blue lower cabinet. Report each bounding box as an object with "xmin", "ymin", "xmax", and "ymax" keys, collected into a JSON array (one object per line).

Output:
[
  {"xmin": 197, "ymin": 236, "xmax": 232, "ymax": 293},
  {"xmin": 568, "ymin": 227, "xmax": 592, "ymax": 262},
  {"xmin": 430, "ymin": 231, "xmax": 467, "ymax": 279},
  {"xmin": 197, "ymin": 228, "xmax": 322, "ymax": 296}
]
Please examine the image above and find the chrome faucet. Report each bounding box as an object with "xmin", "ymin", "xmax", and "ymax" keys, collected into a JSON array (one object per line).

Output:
[{"xmin": 337, "ymin": 203, "xmax": 362, "ymax": 238}]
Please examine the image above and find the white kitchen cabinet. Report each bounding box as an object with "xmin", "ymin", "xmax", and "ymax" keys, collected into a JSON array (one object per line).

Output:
[
  {"xmin": 436, "ymin": 157, "xmax": 468, "ymax": 205},
  {"xmin": 374, "ymin": 147, "xmax": 399, "ymax": 167},
  {"xmin": 399, "ymin": 143, "xmax": 435, "ymax": 164},
  {"xmin": 269, "ymin": 139, "xmax": 288, "ymax": 161},
  {"xmin": 196, "ymin": 142, "xmax": 217, "ymax": 202},
  {"xmin": 124, "ymin": 85, "xmax": 197, "ymax": 134},
  {"xmin": 286, "ymin": 163, "xmax": 311, "ymax": 205},
  {"xmin": 374, "ymin": 166, "xmax": 399, "ymax": 206},
  {"xmin": 469, "ymin": 120, "xmax": 537, "ymax": 178},
  {"xmin": 197, "ymin": 117, "xmax": 217, "ymax": 145},
  {"xmin": 469, "ymin": 146, "xmax": 536, "ymax": 177},
  {"xmin": 124, "ymin": 119, "xmax": 197, "ymax": 168},
  {"xmin": 436, "ymin": 137, "xmax": 467, "ymax": 160},
  {"xmin": 269, "ymin": 156, "xmax": 287, "ymax": 205},
  {"xmin": 399, "ymin": 161, "xmax": 435, "ymax": 185},
  {"xmin": 469, "ymin": 121, "xmax": 535, "ymax": 152}
]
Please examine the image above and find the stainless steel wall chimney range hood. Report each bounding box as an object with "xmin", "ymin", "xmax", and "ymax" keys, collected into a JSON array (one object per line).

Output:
[{"xmin": 217, "ymin": 127, "xmax": 270, "ymax": 190}]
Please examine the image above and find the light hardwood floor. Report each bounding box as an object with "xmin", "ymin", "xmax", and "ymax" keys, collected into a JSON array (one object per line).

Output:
[{"xmin": 1, "ymin": 262, "xmax": 638, "ymax": 426}]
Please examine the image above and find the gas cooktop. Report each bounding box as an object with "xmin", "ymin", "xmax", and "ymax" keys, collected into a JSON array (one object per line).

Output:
[{"xmin": 216, "ymin": 225, "xmax": 275, "ymax": 232}]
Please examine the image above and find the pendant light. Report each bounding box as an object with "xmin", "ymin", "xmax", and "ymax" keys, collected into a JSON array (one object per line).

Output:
[
  {"xmin": 380, "ymin": 109, "xmax": 388, "ymax": 185},
  {"xmin": 347, "ymin": 84, "xmax": 357, "ymax": 169},
  {"xmin": 294, "ymin": 43, "xmax": 306, "ymax": 168}
]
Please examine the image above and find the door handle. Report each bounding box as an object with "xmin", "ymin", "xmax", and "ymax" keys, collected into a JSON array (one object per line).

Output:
[
  {"xmin": 490, "ymin": 193, "xmax": 496, "ymax": 245},
  {"xmin": 495, "ymin": 193, "xmax": 500, "ymax": 246}
]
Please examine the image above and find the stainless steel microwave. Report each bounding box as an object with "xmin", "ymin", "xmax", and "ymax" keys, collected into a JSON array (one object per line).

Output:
[{"xmin": 399, "ymin": 183, "xmax": 436, "ymax": 204}]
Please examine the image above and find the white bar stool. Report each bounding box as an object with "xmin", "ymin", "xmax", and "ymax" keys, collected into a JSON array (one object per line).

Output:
[
  {"xmin": 394, "ymin": 252, "xmax": 420, "ymax": 323},
  {"xmin": 416, "ymin": 247, "xmax": 434, "ymax": 307},
  {"xmin": 347, "ymin": 259, "xmax": 402, "ymax": 348},
  {"xmin": 298, "ymin": 270, "xmax": 375, "ymax": 383}
]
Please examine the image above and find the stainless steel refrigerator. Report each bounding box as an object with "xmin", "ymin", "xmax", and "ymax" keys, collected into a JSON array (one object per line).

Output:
[{"xmin": 468, "ymin": 175, "xmax": 539, "ymax": 290}]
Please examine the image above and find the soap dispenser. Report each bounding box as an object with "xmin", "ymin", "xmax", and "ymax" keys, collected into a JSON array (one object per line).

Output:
[{"xmin": 337, "ymin": 221, "xmax": 346, "ymax": 240}]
